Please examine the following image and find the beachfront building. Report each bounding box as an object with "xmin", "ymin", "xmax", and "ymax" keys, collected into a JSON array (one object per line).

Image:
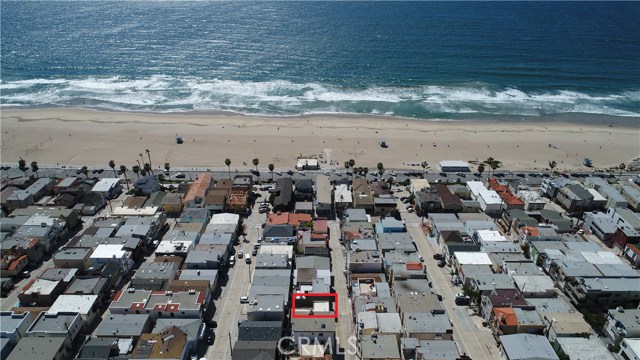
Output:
[
  {"xmin": 183, "ymin": 172, "xmax": 213, "ymax": 208},
  {"xmin": 296, "ymin": 158, "xmax": 320, "ymax": 171},
  {"xmin": 91, "ymin": 178, "xmax": 122, "ymax": 199},
  {"xmin": 439, "ymin": 160, "xmax": 470, "ymax": 173}
]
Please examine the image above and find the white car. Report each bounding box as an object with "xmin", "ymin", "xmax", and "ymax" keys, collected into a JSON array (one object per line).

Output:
[
  {"xmin": 275, "ymin": 171, "xmax": 282, "ymax": 176},
  {"xmin": 388, "ymin": 171, "xmax": 397, "ymax": 176},
  {"xmin": 334, "ymin": 171, "xmax": 342, "ymax": 176},
  {"xmin": 298, "ymin": 171, "xmax": 305, "ymax": 175},
  {"xmin": 323, "ymin": 171, "xmax": 331, "ymax": 176}
]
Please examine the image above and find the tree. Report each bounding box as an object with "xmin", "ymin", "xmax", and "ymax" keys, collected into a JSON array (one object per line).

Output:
[
  {"xmin": 109, "ymin": 160, "xmax": 117, "ymax": 177},
  {"xmin": 81, "ymin": 166, "xmax": 89, "ymax": 178},
  {"xmin": 140, "ymin": 168, "xmax": 147, "ymax": 177},
  {"xmin": 548, "ymin": 160, "xmax": 557, "ymax": 175},
  {"xmin": 30, "ymin": 161, "xmax": 39, "ymax": 178},
  {"xmin": 619, "ymin": 162, "xmax": 626, "ymax": 179},
  {"xmin": 143, "ymin": 163, "xmax": 151, "ymax": 176},
  {"xmin": 377, "ymin": 162, "xmax": 384, "ymax": 176},
  {"xmin": 252, "ymin": 158, "xmax": 260, "ymax": 173},
  {"xmin": 268, "ymin": 163, "xmax": 275, "ymax": 182},
  {"xmin": 225, "ymin": 158, "xmax": 232, "ymax": 179},
  {"xmin": 484, "ymin": 157, "xmax": 495, "ymax": 176},
  {"xmin": 120, "ymin": 165, "xmax": 129, "ymax": 189},
  {"xmin": 484, "ymin": 157, "xmax": 502, "ymax": 177},
  {"xmin": 18, "ymin": 158, "xmax": 28, "ymax": 177},
  {"xmin": 477, "ymin": 163, "xmax": 485, "ymax": 177},
  {"xmin": 363, "ymin": 167, "xmax": 369, "ymax": 177},
  {"xmin": 164, "ymin": 162, "xmax": 170, "ymax": 173},
  {"xmin": 145, "ymin": 149, "xmax": 153, "ymax": 174},
  {"xmin": 348, "ymin": 159, "xmax": 355, "ymax": 169},
  {"xmin": 421, "ymin": 161, "xmax": 428, "ymax": 176},
  {"xmin": 344, "ymin": 161, "xmax": 350, "ymax": 170},
  {"xmin": 132, "ymin": 165, "xmax": 140, "ymax": 179},
  {"xmin": 138, "ymin": 153, "xmax": 144, "ymax": 167}
]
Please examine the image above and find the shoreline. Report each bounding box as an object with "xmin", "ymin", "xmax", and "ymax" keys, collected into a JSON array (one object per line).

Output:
[
  {"xmin": 2, "ymin": 105, "xmax": 639, "ymax": 128},
  {"xmin": 2, "ymin": 107, "xmax": 639, "ymax": 172}
]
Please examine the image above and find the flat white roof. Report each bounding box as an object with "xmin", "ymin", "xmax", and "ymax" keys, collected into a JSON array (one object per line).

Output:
[
  {"xmin": 439, "ymin": 160, "xmax": 470, "ymax": 167},
  {"xmin": 297, "ymin": 158, "xmax": 318, "ymax": 168},
  {"xmin": 587, "ymin": 188, "xmax": 607, "ymax": 202},
  {"xmin": 208, "ymin": 213, "xmax": 240, "ymax": 226},
  {"xmin": 476, "ymin": 230, "xmax": 508, "ymax": 242},
  {"xmin": 480, "ymin": 189, "xmax": 503, "ymax": 205},
  {"xmin": 455, "ymin": 251, "xmax": 493, "ymax": 265},
  {"xmin": 334, "ymin": 184, "xmax": 353, "ymax": 203},
  {"xmin": 110, "ymin": 206, "xmax": 158, "ymax": 216},
  {"xmin": 580, "ymin": 251, "xmax": 624, "ymax": 265},
  {"xmin": 90, "ymin": 244, "xmax": 126, "ymax": 259},
  {"xmin": 92, "ymin": 178, "xmax": 121, "ymax": 192},
  {"xmin": 467, "ymin": 181, "xmax": 486, "ymax": 197},
  {"xmin": 47, "ymin": 294, "xmax": 99, "ymax": 315},
  {"xmin": 156, "ymin": 240, "xmax": 193, "ymax": 254}
]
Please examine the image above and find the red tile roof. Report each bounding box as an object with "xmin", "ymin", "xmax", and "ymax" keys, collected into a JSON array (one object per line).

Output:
[
  {"xmin": 267, "ymin": 212, "xmax": 289, "ymax": 225},
  {"xmin": 288, "ymin": 213, "xmax": 312, "ymax": 226},
  {"xmin": 494, "ymin": 307, "xmax": 518, "ymax": 326},
  {"xmin": 184, "ymin": 173, "xmax": 212, "ymax": 203},
  {"xmin": 500, "ymin": 192, "xmax": 524, "ymax": 205},
  {"xmin": 406, "ymin": 262, "xmax": 423, "ymax": 271}
]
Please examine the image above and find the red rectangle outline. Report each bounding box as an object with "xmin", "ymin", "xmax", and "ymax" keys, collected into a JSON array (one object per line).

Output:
[{"xmin": 291, "ymin": 292, "xmax": 338, "ymax": 318}]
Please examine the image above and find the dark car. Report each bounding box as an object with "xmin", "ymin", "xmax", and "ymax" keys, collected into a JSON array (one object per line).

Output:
[
  {"xmin": 433, "ymin": 253, "xmax": 444, "ymax": 260},
  {"xmin": 437, "ymin": 259, "xmax": 446, "ymax": 267},
  {"xmin": 76, "ymin": 169, "xmax": 84, "ymax": 174},
  {"xmin": 494, "ymin": 172, "xmax": 505, "ymax": 177},
  {"xmin": 175, "ymin": 173, "xmax": 186, "ymax": 178},
  {"xmin": 439, "ymin": 172, "xmax": 447, "ymax": 177},
  {"xmin": 286, "ymin": 170, "xmax": 294, "ymax": 175},
  {"xmin": 252, "ymin": 249, "xmax": 258, "ymax": 256},
  {"xmin": 245, "ymin": 258, "xmax": 252, "ymax": 264}
]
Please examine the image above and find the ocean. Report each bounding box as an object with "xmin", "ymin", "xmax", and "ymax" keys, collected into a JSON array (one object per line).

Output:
[{"xmin": 1, "ymin": 1, "xmax": 639, "ymax": 119}]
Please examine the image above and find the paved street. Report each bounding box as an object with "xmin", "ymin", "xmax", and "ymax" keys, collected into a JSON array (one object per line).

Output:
[
  {"xmin": 206, "ymin": 196, "xmax": 265, "ymax": 360},
  {"xmin": 328, "ymin": 220, "xmax": 355, "ymax": 359},
  {"xmin": 404, "ymin": 215, "xmax": 500, "ymax": 360}
]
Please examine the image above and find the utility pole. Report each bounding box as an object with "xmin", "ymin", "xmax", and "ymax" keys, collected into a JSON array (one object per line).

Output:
[{"xmin": 228, "ymin": 332, "xmax": 233, "ymax": 354}]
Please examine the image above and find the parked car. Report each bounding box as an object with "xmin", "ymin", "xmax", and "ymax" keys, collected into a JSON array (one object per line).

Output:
[
  {"xmin": 439, "ymin": 172, "xmax": 447, "ymax": 177},
  {"xmin": 407, "ymin": 208, "xmax": 415, "ymax": 213},
  {"xmin": 455, "ymin": 294, "xmax": 471, "ymax": 305},
  {"xmin": 252, "ymin": 249, "xmax": 258, "ymax": 256},
  {"xmin": 419, "ymin": 256, "xmax": 424, "ymax": 262},
  {"xmin": 286, "ymin": 170, "xmax": 294, "ymax": 175},
  {"xmin": 433, "ymin": 253, "xmax": 444, "ymax": 260},
  {"xmin": 240, "ymin": 296, "xmax": 249, "ymax": 303},
  {"xmin": 405, "ymin": 204, "xmax": 413, "ymax": 210},
  {"xmin": 388, "ymin": 171, "xmax": 397, "ymax": 176},
  {"xmin": 175, "ymin": 173, "xmax": 186, "ymax": 178},
  {"xmin": 237, "ymin": 252, "xmax": 244, "ymax": 259},
  {"xmin": 275, "ymin": 171, "xmax": 282, "ymax": 176},
  {"xmin": 245, "ymin": 258, "xmax": 252, "ymax": 264},
  {"xmin": 437, "ymin": 259, "xmax": 446, "ymax": 267}
]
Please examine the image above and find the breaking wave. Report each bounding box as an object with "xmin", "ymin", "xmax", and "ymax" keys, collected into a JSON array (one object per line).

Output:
[{"xmin": 1, "ymin": 76, "xmax": 638, "ymax": 118}]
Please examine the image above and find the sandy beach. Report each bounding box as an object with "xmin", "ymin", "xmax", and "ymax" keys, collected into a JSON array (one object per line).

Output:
[{"xmin": 1, "ymin": 108, "xmax": 638, "ymax": 173}]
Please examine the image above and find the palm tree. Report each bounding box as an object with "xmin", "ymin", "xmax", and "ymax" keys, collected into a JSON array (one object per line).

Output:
[
  {"xmin": 619, "ymin": 162, "xmax": 626, "ymax": 179},
  {"xmin": 363, "ymin": 167, "xmax": 369, "ymax": 177},
  {"xmin": 132, "ymin": 165, "xmax": 140, "ymax": 179},
  {"xmin": 421, "ymin": 161, "xmax": 428, "ymax": 177},
  {"xmin": 30, "ymin": 161, "xmax": 39, "ymax": 178},
  {"xmin": 140, "ymin": 168, "xmax": 147, "ymax": 177},
  {"xmin": 225, "ymin": 158, "xmax": 232, "ymax": 180},
  {"xmin": 18, "ymin": 158, "xmax": 28, "ymax": 177},
  {"xmin": 143, "ymin": 163, "xmax": 151, "ymax": 176},
  {"xmin": 477, "ymin": 163, "xmax": 485, "ymax": 177},
  {"xmin": 377, "ymin": 162, "xmax": 384, "ymax": 176},
  {"xmin": 81, "ymin": 166, "xmax": 89, "ymax": 178},
  {"xmin": 164, "ymin": 162, "xmax": 170, "ymax": 174},
  {"xmin": 109, "ymin": 160, "xmax": 117, "ymax": 177},
  {"xmin": 348, "ymin": 159, "xmax": 356, "ymax": 181},
  {"xmin": 484, "ymin": 157, "xmax": 495, "ymax": 177},
  {"xmin": 484, "ymin": 157, "xmax": 501, "ymax": 177},
  {"xmin": 120, "ymin": 165, "xmax": 130, "ymax": 189},
  {"xmin": 145, "ymin": 149, "xmax": 153, "ymax": 174},
  {"xmin": 138, "ymin": 153, "xmax": 144, "ymax": 166},
  {"xmin": 252, "ymin": 158, "xmax": 260, "ymax": 172},
  {"xmin": 548, "ymin": 161, "xmax": 557, "ymax": 176},
  {"xmin": 268, "ymin": 163, "xmax": 275, "ymax": 182}
]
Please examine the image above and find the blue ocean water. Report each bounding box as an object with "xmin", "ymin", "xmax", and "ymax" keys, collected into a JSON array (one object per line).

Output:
[{"xmin": 1, "ymin": 1, "xmax": 639, "ymax": 119}]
